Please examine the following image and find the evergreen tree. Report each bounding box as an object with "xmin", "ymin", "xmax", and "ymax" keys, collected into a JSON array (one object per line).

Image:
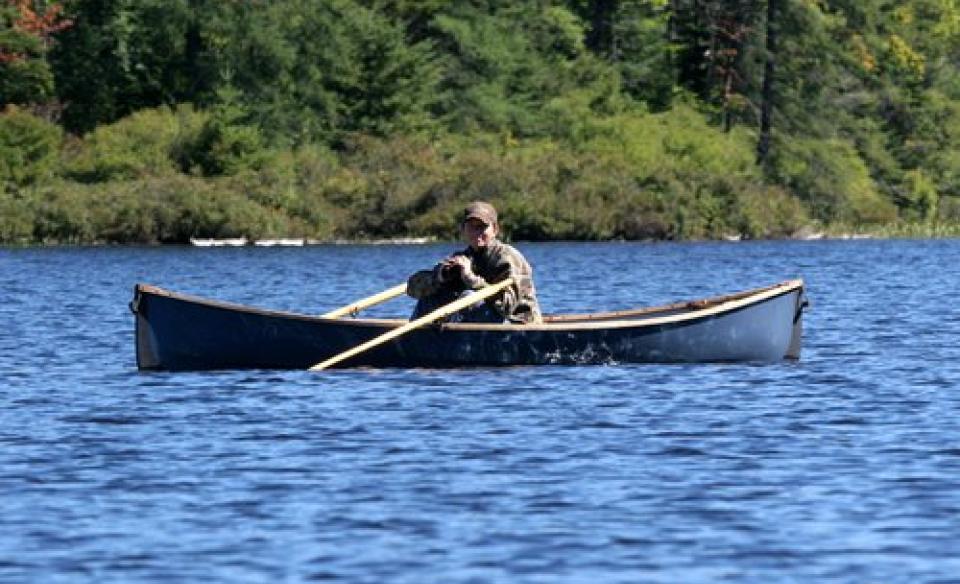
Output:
[{"xmin": 50, "ymin": 0, "xmax": 204, "ymax": 133}]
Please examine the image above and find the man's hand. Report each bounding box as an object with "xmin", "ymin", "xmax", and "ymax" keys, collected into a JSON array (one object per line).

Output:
[
  {"xmin": 438, "ymin": 256, "xmax": 469, "ymax": 282},
  {"xmin": 448, "ymin": 255, "xmax": 473, "ymax": 278}
]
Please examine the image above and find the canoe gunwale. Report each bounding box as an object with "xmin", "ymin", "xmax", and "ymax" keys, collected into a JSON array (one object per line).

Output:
[
  {"xmin": 132, "ymin": 279, "xmax": 804, "ymax": 333},
  {"xmin": 449, "ymin": 279, "xmax": 804, "ymax": 331}
]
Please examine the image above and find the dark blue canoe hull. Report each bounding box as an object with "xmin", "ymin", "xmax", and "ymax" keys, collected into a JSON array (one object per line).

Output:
[{"xmin": 132, "ymin": 280, "xmax": 806, "ymax": 371}]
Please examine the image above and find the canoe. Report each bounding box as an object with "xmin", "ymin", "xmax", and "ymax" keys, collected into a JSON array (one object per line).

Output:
[{"xmin": 130, "ymin": 279, "xmax": 807, "ymax": 371}]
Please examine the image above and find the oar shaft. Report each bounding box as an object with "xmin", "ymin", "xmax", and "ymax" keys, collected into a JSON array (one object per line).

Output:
[
  {"xmin": 310, "ymin": 277, "xmax": 514, "ymax": 371},
  {"xmin": 322, "ymin": 283, "xmax": 408, "ymax": 318}
]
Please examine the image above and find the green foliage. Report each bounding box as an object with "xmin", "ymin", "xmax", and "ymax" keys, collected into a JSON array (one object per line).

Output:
[
  {"xmin": 12, "ymin": 174, "xmax": 325, "ymax": 244},
  {"xmin": 940, "ymin": 195, "xmax": 960, "ymax": 224},
  {"xmin": 431, "ymin": 4, "xmax": 621, "ymax": 137},
  {"xmin": 607, "ymin": 1, "xmax": 676, "ymax": 109},
  {"xmin": 0, "ymin": 191, "xmax": 34, "ymax": 242},
  {"xmin": 901, "ymin": 169, "xmax": 939, "ymax": 221},
  {"xmin": 64, "ymin": 105, "xmax": 206, "ymax": 181},
  {"xmin": 50, "ymin": 0, "xmax": 204, "ymax": 133},
  {"xmin": 0, "ymin": 5, "xmax": 54, "ymax": 105},
  {"xmin": 195, "ymin": 0, "xmax": 441, "ymax": 145},
  {"xmin": 180, "ymin": 92, "xmax": 272, "ymax": 176},
  {"xmin": 0, "ymin": 106, "xmax": 62, "ymax": 187},
  {"xmin": 0, "ymin": 57, "xmax": 54, "ymax": 105},
  {"xmin": 770, "ymin": 137, "xmax": 897, "ymax": 225},
  {"xmin": 4, "ymin": 0, "xmax": 960, "ymax": 244}
]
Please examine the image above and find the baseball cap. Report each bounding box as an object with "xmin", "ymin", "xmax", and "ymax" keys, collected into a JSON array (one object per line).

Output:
[{"xmin": 461, "ymin": 201, "xmax": 498, "ymax": 225}]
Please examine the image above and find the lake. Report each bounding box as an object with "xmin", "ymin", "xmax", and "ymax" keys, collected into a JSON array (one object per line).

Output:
[{"xmin": 1, "ymin": 239, "xmax": 959, "ymax": 583}]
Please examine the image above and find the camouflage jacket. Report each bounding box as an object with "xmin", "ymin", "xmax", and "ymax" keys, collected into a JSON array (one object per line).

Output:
[{"xmin": 407, "ymin": 240, "xmax": 542, "ymax": 323}]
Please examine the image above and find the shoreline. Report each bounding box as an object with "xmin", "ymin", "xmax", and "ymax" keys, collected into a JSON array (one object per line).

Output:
[{"xmin": 4, "ymin": 230, "xmax": 960, "ymax": 248}]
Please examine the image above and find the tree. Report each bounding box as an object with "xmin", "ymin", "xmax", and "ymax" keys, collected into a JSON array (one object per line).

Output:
[
  {"xmin": 430, "ymin": 2, "xmax": 621, "ymax": 137},
  {"xmin": 669, "ymin": 0, "xmax": 766, "ymax": 129},
  {"xmin": 0, "ymin": 104, "xmax": 62, "ymax": 186},
  {"xmin": 756, "ymin": 0, "xmax": 775, "ymax": 165},
  {"xmin": 567, "ymin": 0, "xmax": 675, "ymax": 109},
  {"xmin": 50, "ymin": 0, "xmax": 205, "ymax": 133},
  {"xmin": 0, "ymin": 0, "xmax": 71, "ymax": 106},
  {"xmin": 192, "ymin": 0, "xmax": 441, "ymax": 145}
]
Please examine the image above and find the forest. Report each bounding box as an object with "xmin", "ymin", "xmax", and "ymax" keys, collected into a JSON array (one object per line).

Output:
[{"xmin": 2, "ymin": 0, "xmax": 959, "ymax": 244}]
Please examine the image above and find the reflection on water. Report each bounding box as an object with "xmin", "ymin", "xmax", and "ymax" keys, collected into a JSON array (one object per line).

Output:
[{"xmin": 1, "ymin": 240, "xmax": 959, "ymax": 582}]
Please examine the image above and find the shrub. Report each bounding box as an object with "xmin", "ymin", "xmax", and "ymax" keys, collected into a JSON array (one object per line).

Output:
[
  {"xmin": 0, "ymin": 106, "xmax": 62, "ymax": 187},
  {"xmin": 178, "ymin": 95, "xmax": 275, "ymax": 177},
  {"xmin": 63, "ymin": 105, "xmax": 207, "ymax": 182},
  {"xmin": 23, "ymin": 182, "xmax": 99, "ymax": 243},
  {"xmin": 770, "ymin": 137, "xmax": 898, "ymax": 225},
  {"xmin": 900, "ymin": 169, "xmax": 939, "ymax": 221},
  {"xmin": 0, "ymin": 192, "xmax": 34, "ymax": 242},
  {"xmin": 334, "ymin": 134, "xmax": 455, "ymax": 236}
]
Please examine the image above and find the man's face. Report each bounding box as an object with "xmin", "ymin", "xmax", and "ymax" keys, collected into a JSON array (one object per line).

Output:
[{"xmin": 461, "ymin": 218, "xmax": 496, "ymax": 250}]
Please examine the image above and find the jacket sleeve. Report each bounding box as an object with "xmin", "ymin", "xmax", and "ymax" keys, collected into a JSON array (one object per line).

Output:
[
  {"xmin": 461, "ymin": 255, "xmax": 524, "ymax": 319},
  {"xmin": 406, "ymin": 269, "xmax": 441, "ymax": 299},
  {"xmin": 407, "ymin": 260, "xmax": 467, "ymax": 300}
]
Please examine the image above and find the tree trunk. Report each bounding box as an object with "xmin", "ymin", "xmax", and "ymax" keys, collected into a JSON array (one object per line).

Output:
[{"xmin": 757, "ymin": 0, "xmax": 777, "ymax": 165}]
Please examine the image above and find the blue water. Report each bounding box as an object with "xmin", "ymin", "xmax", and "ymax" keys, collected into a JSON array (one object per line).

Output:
[{"xmin": 2, "ymin": 240, "xmax": 959, "ymax": 583}]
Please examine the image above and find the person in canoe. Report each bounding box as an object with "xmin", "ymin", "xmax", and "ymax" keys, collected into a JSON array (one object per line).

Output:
[{"xmin": 407, "ymin": 201, "xmax": 542, "ymax": 324}]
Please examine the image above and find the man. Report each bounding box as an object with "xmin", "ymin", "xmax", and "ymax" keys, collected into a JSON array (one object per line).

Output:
[{"xmin": 407, "ymin": 201, "xmax": 542, "ymax": 323}]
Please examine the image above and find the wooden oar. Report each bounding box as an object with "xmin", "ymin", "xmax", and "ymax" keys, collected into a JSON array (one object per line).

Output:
[
  {"xmin": 309, "ymin": 277, "xmax": 515, "ymax": 371},
  {"xmin": 322, "ymin": 283, "xmax": 408, "ymax": 318}
]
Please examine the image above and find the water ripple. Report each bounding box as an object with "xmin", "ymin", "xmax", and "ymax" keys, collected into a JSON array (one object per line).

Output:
[{"xmin": 3, "ymin": 241, "xmax": 960, "ymax": 582}]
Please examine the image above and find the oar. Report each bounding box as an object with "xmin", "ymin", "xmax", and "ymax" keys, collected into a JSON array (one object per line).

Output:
[
  {"xmin": 322, "ymin": 283, "xmax": 408, "ymax": 318},
  {"xmin": 309, "ymin": 277, "xmax": 515, "ymax": 371}
]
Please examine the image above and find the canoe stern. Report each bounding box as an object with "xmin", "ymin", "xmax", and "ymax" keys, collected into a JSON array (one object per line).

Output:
[
  {"xmin": 785, "ymin": 287, "xmax": 809, "ymax": 360},
  {"xmin": 131, "ymin": 284, "xmax": 162, "ymax": 369}
]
